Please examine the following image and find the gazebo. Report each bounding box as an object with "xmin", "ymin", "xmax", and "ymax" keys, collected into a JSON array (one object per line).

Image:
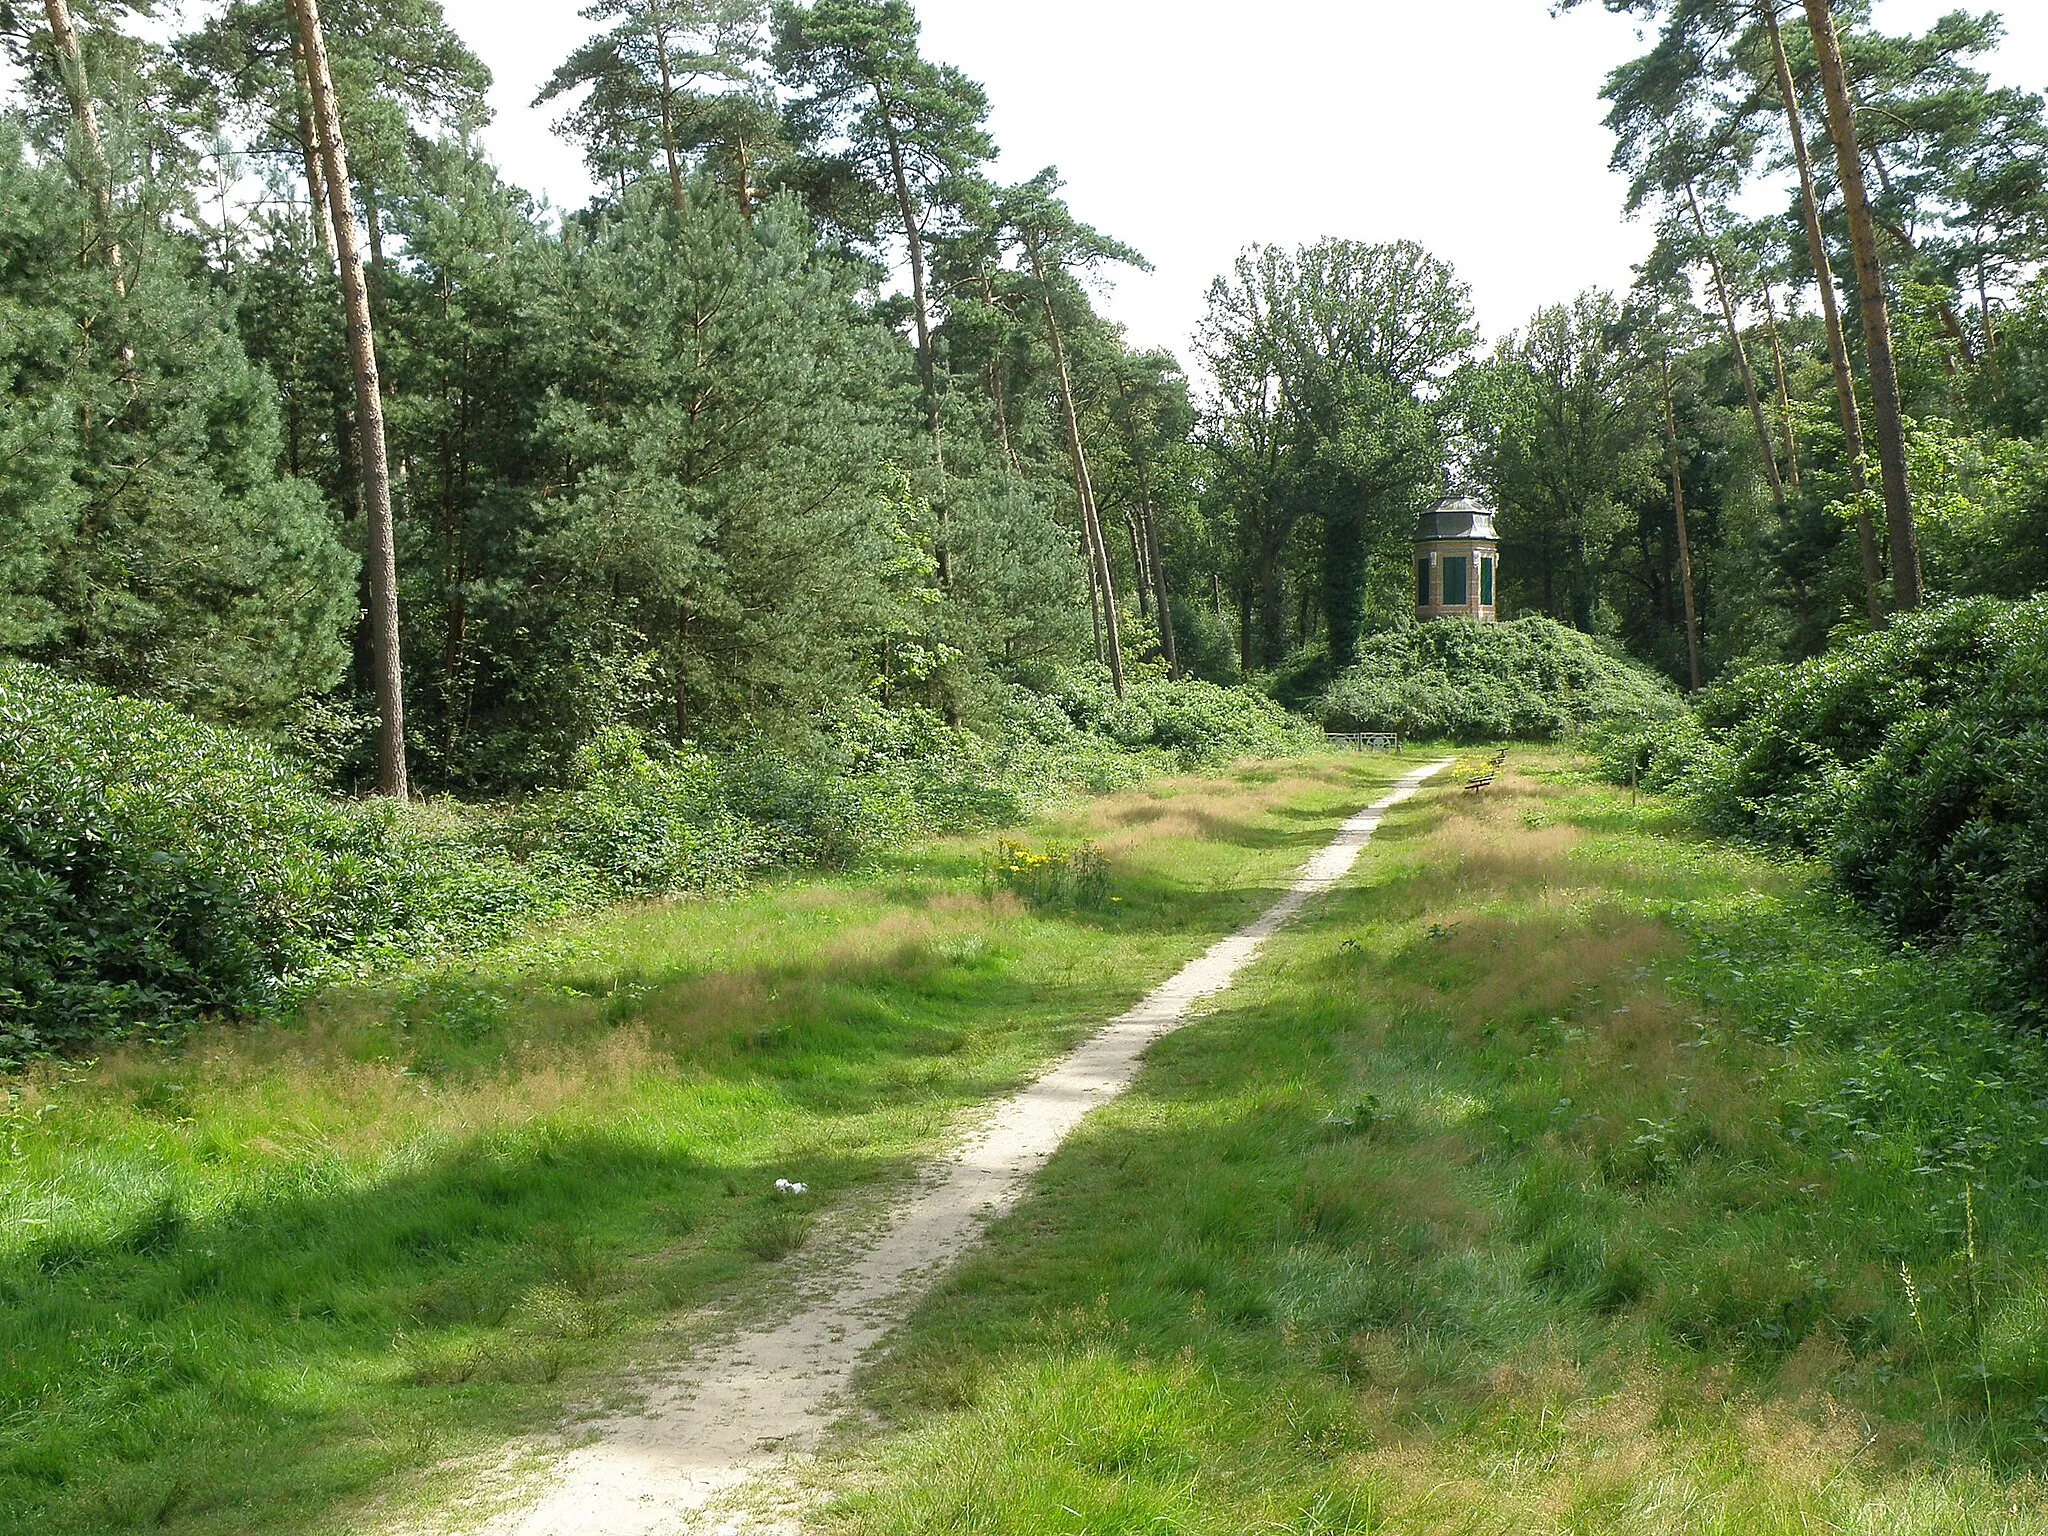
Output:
[{"xmin": 1414, "ymin": 496, "xmax": 1500, "ymax": 622}]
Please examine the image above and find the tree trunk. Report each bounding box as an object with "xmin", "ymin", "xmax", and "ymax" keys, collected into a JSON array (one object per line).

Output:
[
  {"xmin": 1687, "ymin": 183, "xmax": 1787, "ymax": 513},
  {"xmin": 648, "ymin": 5, "xmax": 685, "ymax": 213},
  {"xmin": 1030, "ymin": 241, "xmax": 1123, "ymax": 697},
  {"xmin": 290, "ymin": 30, "xmax": 336, "ymax": 263},
  {"xmin": 1142, "ymin": 500, "xmax": 1177, "ymax": 676},
  {"xmin": 1113, "ymin": 371, "xmax": 1179, "ymax": 675},
  {"xmin": 1803, "ymin": 0, "xmax": 1922, "ymax": 610},
  {"xmin": 1761, "ymin": 284, "xmax": 1800, "ymax": 491},
  {"xmin": 882, "ymin": 110, "xmax": 950, "ymax": 589},
  {"xmin": 1084, "ymin": 527, "xmax": 1105, "ymax": 665},
  {"xmin": 673, "ymin": 615, "xmax": 690, "ymax": 745},
  {"xmin": 1121, "ymin": 507, "xmax": 1150, "ymax": 617},
  {"xmin": 1765, "ymin": 0, "xmax": 1883, "ymax": 622},
  {"xmin": 363, "ymin": 182, "xmax": 391, "ymax": 326},
  {"xmin": 977, "ymin": 271, "xmax": 1023, "ymax": 476},
  {"xmin": 1868, "ymin": 146, "xmax": 1978, "ymax": 373},
  {"xmin": 43, "ymin": 0, "xmax": 124, "ymax": 298},
  {"xmin": 291, "ymin": 0, "xmax": 409, "ymax": 798},
  {"xmin": 1662, "ymin": 357, "xmax": 1703, "ymax": 693}
]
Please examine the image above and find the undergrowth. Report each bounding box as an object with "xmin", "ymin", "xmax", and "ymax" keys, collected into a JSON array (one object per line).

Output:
[
  {"xmin": 1600, "ymin": 594, "xmax": 2048, "ymax": 1019},
  {"xmin": 1318, "ymin": 616, "xmax": 1680, "ymax": 742},
  {"xmin": 0, "ymin": 660, "xmax": 1315, "ymax": 1058}
]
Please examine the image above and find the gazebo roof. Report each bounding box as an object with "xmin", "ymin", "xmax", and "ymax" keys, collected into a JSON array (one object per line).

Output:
[{"xmin": 1416, "ymin": 497, "xmax": 1499, "ymax": 543}]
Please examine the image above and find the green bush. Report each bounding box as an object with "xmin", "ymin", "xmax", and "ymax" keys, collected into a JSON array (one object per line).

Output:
[
  {"xmin": 1038, "ymin": 666, "xmax": 1317, "ymax": 766},
  {"xmin": 1, "ymin": 663, "xmax": 1319, "ymax": 1057},
  {"xmin": 1645, "ymin": 597, "xmax": 2048, "ymax": 1017},
  {"xmin": 0, "ymin": 663, "xmax": 574, "ymax": 1056},
  {"xmin": 489, "ymin": 727, "xmax": 771, "ymax": 895},
  {"xmin": 1318, "ymin": 618, "xmax": 1681, "ymax": 742}
]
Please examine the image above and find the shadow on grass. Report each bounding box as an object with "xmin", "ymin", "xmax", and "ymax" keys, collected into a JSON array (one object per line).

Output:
[{"xmin": 0, "ymin": 1121, "xmax": 898, "ymax": 1534}]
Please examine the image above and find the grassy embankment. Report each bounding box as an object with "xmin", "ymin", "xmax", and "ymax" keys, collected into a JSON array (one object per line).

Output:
[
  {"xmin": 0, "ymin": 753, "xmax": 1414, "ymax": 1536},
  {"xmin": 816, "ymin": 751, "xmax": 2048, "ymax": 1535}
]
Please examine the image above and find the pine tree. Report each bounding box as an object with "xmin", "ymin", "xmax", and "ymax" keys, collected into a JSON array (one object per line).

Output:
[
  {"xmin": 1802, "ymin": 0, "xmax": 1922, "ymax": 608},
  {"xmin": 775, "ymin": 0, "xmax": 994, "ymax": 587},
  {"xmin": 0, "ymin": 128, "xmax": 357, "ymax": 722},
  {"xmin": 538, "ymin": 0, "xmax": 766, "ymax": 213},
  {"xmin": 289, "ymin": 0, "xmax": 409, "ymax": 794}
]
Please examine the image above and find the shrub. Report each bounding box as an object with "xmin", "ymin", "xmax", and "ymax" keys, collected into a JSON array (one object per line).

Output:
[
  {"xmin": 1, "ymin": 662, "xmax": 1320, "ymax": 1057},
  {"xmin": 1640, "ymin": 597, "xmax": 2048, "ymax": 1017},
  {"xmin": 0, "ymin": 662, "xmax": 319, "ymax": 1053},
  {"xmin": 488, "ymin": 727, "xmax": 771, "ymax": 896},
  {"xmin": 1318, "ymin": 618, "xmax": 1681, "ymax": 742},
  {"xmin": 0, "ymin": 663, "xmax": 558, "ymax": 1056},
  {"xmin": 1133, "ymin": 676, "xmax": 1315, "ymax": 764}
]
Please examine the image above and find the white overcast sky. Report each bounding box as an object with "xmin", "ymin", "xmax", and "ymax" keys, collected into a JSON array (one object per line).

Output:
[{"xmin": 437, "ymin": 0, "xmax": 2048, "ymax": 358}]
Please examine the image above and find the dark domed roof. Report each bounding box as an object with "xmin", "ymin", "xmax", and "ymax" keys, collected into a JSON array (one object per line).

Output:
[{"xmin": 1415, "ymin": 496, "xmax": 1499, "ymax": 543}]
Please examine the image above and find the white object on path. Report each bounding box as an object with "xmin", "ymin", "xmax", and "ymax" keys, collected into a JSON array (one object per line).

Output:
[{"xmin": 468, "ymin": 759, "xmax": 1454, "ymax": 1536}]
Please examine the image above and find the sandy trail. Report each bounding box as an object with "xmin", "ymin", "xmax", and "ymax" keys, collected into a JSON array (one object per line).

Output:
[{"xmin": 465, "ymin": 759, "xmax": 1452, "ymax": 1536}]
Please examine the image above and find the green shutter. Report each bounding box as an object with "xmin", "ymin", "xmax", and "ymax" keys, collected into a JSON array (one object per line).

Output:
[
  {"xmin": 1480, "ymin": 556, "xmax": 1494, "ymax": 606},
  {"xmin": 1442, "ymin": 554, "xmax": 1468, "ymax": 606},
  {"xmin": 1417, "ymin": 560, "xmax": 1431, "ymax": 607}
]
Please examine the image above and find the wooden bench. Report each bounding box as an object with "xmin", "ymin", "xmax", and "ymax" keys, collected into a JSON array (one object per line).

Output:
[{"xmin": 1465, "ymin": 746, "xmax": 1509, "ymax": 793}]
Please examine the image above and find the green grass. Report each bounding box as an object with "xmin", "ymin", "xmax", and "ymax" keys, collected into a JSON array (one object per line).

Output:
[
  {"xmin": 0, "ymin": 753, "xmax": 1414, "ymax": 1535},
  {"xmin": 814, "ymin": 751, "xmax": 2048, "ymax": 1535}
]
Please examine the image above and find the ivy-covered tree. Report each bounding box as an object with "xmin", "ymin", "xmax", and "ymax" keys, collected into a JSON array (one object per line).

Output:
[{"xmin": 1199, "ymin": 239, "xmax": 1474, "ymax": 671}]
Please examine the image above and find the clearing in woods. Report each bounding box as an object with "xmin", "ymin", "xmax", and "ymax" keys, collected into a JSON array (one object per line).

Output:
[
  {"xmin": 0, "ymin": 753, "xmax": 1422, "ymax": 1536},
  {"xmin": 16, "ymin": 751, "xmax": 2048, "ymax": 1535},
  {"xmin": 428, "ymin": 764, "xmax": 1452, "ymax": 1535}
]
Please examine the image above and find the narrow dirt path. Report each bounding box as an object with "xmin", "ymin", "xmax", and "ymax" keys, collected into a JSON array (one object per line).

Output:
[{"xmin": 461, "ymin": 760, "xmax": 1452, "ymax": 1536}]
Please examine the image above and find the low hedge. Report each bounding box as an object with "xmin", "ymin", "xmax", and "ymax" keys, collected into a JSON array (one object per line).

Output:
[{"xmin": 1318, "ymin": 617, "xmax": 1681, "ymax": 742}]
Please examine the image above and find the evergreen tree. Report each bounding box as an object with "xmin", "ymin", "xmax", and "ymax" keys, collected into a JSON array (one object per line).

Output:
[
  {"xmin": 538, "ymin": 0, "xmax": 766, "ymax": 212},
  {"xmin": 0, "ymin": 129, "xmax": 357, "ymax": 723},
  {"xmin": 775, "ymin": 0, "xmax": 994, "ymax": 585},
  {"xmin": 521, "ymin": 180, "xmax": 915, "ymax": 758}
]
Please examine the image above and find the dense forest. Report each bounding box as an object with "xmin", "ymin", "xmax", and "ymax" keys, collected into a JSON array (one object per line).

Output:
[
  {"xmin": 3, "ymin": 0, "xmax": 2044, "ymax": 774},
  {"xmin": 3, "ymin": 0, "xmax": 2047, "ymax": 1045}
]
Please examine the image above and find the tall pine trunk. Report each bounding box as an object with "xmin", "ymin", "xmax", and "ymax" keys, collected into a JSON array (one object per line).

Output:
[
  {"xmin": 291, "ymin": 0, "xmax": 409, "ymax": 798},
  {"xmin": 1687, "ymin": 183, "xmax": 1787, "ymax": 513},
  {"xmin": 977, "ymin": 271, "xmax": 1023, "ymax": 475},
  {"xmin": 1761, "ymin": 284, "xmax": 1800, "ymax": 491},
  {"xmin": 1141, "ymin": 501, "xmax": 1177, "ymax": 677},
  {"xmin": 1113, "ymin": 370, "xmax": 1179, "ymax": 675},
  {"xmin": 1662, "ymin": 357, "xmax": 1703, "ymax": 693},
  {"xmin": 882, "ymin": 110, "xmax": 950, "ymax": 589},
  {"xmin": 649, "ymin": 6, "xmax": 685, "ymax": 213},
  {"xmin": 1764, "ymin": 0, "xmax": 1883, "ymax": 621},
  {"xmin": 1030, "ymin": 240, "xmax": 1123, "ymax": 698},
  {"xmin": 1802, "ymin": 0, "xmax": 1923, "ymax": 609},
  {"xmin": 290, "ymin": 30, "xmax": 336, "ymax": 262},
  {"xmin": 43, "ymin": 0, "xmax": 124, "ymax": 298}
]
